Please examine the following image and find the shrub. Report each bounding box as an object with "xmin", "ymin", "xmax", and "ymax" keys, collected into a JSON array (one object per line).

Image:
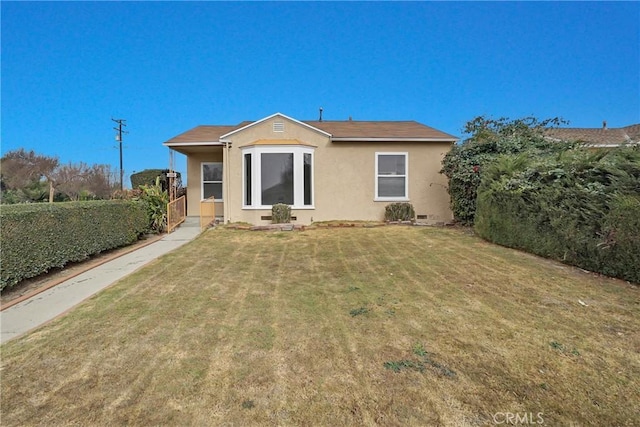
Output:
[
  {"xmin": 441, "ymin": 116, "xmax": 569, "ymax": 225},
  {"xmin": 136, "ymin": 178, "xmax": 169, "ymax": 233},
  {"xmin": 384, "ymin": 202, "xmax": 415, "ymax": 222},
  {"xmin": 272, "ymin": 203, "xmax": 291, "ymax": 224},
  {"xmin": 475, "ymin": 147, "xmax": 640, "ymax": 283},
  {"xmin": 0, "ymin": 200, "xmax": 148, "ymax": 291}
]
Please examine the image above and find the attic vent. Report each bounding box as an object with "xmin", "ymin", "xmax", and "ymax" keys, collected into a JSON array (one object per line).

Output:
[{"xmin": 273, "ymin": 122, "xmax": 284, "ymax": 132}]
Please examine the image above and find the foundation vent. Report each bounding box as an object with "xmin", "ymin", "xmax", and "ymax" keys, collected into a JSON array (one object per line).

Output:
[
  {"xmin": 261, "ymin": 215, "xmax": 296, "ymax": 221},
  {"xmin": 273, "ymin": 122, "xmax": 284, "ymax": 132},
  {"xmin": 417, "ymin": 214, "xmax": 428, "ymax": 220}
]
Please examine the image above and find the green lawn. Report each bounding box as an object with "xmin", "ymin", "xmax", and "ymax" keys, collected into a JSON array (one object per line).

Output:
[{"xmin": 1, "ymin": 227, "xmax": 638, "ymax": 426}]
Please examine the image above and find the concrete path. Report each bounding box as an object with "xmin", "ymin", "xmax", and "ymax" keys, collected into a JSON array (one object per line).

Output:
[{"xmin": 0, "ymin": 217, "xmax": 202, "ymax": 344}]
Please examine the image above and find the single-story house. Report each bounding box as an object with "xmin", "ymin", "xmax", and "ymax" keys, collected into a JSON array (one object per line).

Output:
[
  {"xmin": 164, "ymin": 112, "xmax": 458, "ymax": 225},
  {"xmin": 545, "ymin": 122, "xmax": 640, "ymax": 148}
]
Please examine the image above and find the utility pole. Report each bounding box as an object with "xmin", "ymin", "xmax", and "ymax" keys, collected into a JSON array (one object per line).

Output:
[{"xmin": 112, "ymin": 118, "xmax": 127, "ymax": 191}]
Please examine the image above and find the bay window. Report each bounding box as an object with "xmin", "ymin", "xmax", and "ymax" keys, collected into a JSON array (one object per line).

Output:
[{"xmin": 243, "ymin": 146, "xmax": 314, "ymax": 209}]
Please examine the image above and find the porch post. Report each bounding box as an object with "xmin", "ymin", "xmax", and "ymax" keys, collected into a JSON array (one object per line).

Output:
[{"xmin": 223, "ymin": 140, "xmax": 231, "ymax": 223}]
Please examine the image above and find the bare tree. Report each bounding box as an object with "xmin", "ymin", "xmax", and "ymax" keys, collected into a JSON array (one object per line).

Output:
[
  {"xmin": 53, "ymin": 162, "xmax": 91, "ymax": 201},
  {"xmin": 51, "ymin": 162, "xmax": 119, "ymax": 201},
  {"xmin": 85, "ymin": 164, "xmax": 118, "ymax": 199}
]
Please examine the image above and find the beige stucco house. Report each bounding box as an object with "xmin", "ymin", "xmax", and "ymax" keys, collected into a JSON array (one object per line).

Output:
[{"xmin": 164, "ymin": 113, "xmax": 457, "ymax": 225}]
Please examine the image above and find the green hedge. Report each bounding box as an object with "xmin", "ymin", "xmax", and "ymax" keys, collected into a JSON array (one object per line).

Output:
[
  {"xmin": 130, "ymin": 169, "xmax": 181, "ymax": 192},
  {"xmin": 0, "ymin": 200, "xmax": 148, "ymax": 291},
  {"xmin": 475, "ymin": 147, "xmax": 640, "ymax": 284}
]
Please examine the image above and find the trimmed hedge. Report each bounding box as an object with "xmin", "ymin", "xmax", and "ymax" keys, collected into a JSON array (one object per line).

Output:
[
  {"xmin": 1, "ymin": 200, "xmax": 148, "ymax": 291},
  {"xmin": 130, "ymin": 169, "xmax": 181, "ymax": 192},
  {"xmin": 475, "ymin": 147, "xmax": 640, "ymax": 284}
]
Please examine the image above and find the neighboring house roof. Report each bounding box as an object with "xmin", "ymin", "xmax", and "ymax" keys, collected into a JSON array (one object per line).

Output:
[
  {"xmin": 164, "ymin": 113, "xmax": 458, "ymax": 147},
  {"xmin": 545, "ymin": 123, "xmax": 640, "ymax": 147}
]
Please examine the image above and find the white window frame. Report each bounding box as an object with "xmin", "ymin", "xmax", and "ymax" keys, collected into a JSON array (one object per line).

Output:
[
  {"xmin": 242, "ymin": 145, "xmax": 315, "ymax": 209},
  {"xmin": 375, "ymin": 152, "xmax": 409, "ymax": 201},
  {"xmin": 201, "ymin": 162, "xmax": 223, "ymax": 200}
]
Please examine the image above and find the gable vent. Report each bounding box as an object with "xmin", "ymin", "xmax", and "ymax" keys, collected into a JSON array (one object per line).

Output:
[{"xmin": 273, "ymin": 122, "xmax": 284, "ymax": 132}]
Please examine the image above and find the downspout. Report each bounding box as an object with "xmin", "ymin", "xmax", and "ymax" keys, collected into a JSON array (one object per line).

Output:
[{"xmin": 221, "ymin": 139, "xmax": 232, "ymax": 223}]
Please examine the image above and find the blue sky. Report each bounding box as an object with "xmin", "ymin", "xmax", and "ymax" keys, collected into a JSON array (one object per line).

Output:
[{"xmin": 2, "ymin": 1, "xmax": 638, "ymax": 186}]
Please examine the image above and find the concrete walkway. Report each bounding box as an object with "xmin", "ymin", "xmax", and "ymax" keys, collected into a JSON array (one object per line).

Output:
[{"xmin": 0, "ymin": 217, "xmax": 203, "ymax": 344}]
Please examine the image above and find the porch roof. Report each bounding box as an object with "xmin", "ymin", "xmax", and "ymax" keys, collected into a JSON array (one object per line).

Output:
[{"xmin": 165, "ymin": 123, "xmax": 250, "ymax": 145}]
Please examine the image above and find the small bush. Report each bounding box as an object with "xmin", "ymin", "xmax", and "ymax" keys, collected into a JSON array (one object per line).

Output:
[
  {"xmin": 0, "ymin": 200, "xmax": 148, "ymax": 291},
  {"xmin": 384, "ymin": 202, "xmax": 415, "ymax": 222},
  {"xmin": 271, "ymin": 203, "xmax": 291, "ymax": 224}
]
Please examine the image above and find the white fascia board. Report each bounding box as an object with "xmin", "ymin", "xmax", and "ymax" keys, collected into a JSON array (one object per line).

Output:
[
  {"xmin": 219, "ymin": 112, "xmax": 332, "ymax": 139},
  {"xmin": 331, "ymin": 137, "xmax": 458, "ymax": 143},
  {"xmin": 163, "ymin": 141, "xmax": 225, "ymax": 147}
]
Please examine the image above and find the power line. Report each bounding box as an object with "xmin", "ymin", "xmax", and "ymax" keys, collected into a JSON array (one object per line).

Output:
[{"xmin": 111, "ymin": 118, "xmax": 128, "ymax": 191}]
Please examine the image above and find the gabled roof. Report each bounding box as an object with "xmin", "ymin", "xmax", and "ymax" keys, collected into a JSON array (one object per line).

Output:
[
  {"xmin": 545, "ymin": 123, "xmax": 640, "ymax": 147},
  {"xmin": 220, "ymin": 113, "xmax": 331, "ymax": 139},
  {"xmin": 164, "ymin": 114, "xmax": 458, "ymax": 147}
]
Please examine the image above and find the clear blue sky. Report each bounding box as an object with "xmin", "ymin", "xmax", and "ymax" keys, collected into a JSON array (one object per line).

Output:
[{"xmin": 2, "ymin": 1, "xmax": 638, "ymax": 186}]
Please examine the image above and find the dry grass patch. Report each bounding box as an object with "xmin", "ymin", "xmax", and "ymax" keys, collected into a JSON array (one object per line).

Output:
[{"xmin": 1, "ymin": 227, "xmax": 639, "ymax": 426}]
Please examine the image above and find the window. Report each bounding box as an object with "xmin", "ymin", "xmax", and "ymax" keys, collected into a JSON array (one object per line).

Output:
[
  {"xmin": 202, "ymin": 162, "xmax": 223, "ymax": 200},
  {"xmin": 244, "ymin": 154, "xmax": 252, "ymax": 205},
  {"xmin": 243, "ymin": 146, "xmax": 314, "ymax": 209},
  {"xmin": 303, "ymin": 153, "xmax": 312, "ymax": 205},
  {"xmin": 261, "ymin": 153, "xmax": 294, "ymax": 205},
  {"xmin": 375, "ymin": 153, "xmax": 408, "ymax": 200}
]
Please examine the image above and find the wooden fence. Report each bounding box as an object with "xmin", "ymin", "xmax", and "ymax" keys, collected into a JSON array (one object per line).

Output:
[
  {"xmin": 167, "ymin": 195, "xmax": 186, "ymax": 233},
  {"xmin": 200, "ymin": 197, "xmax": 216, "ymax": 230}
]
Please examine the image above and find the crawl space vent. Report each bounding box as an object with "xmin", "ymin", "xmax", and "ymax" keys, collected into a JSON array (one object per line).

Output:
[{"xmin": 261, "ymin": 215, "xmax": 296, "ymax": 221}]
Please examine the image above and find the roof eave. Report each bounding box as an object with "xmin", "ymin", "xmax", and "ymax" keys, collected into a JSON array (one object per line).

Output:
[
  {"xmin": 331, "ymin": 137, "xmax": 458, "ymax": 143},
  {"xmin": 163, "ymin": 141, "xmax": 225, "ymax": 147}
]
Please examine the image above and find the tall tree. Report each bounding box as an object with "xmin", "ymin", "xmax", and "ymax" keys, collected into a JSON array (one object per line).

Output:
[{"xmin": 0, "ymin": 149, "xmax": 59, "ymax": 202}]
